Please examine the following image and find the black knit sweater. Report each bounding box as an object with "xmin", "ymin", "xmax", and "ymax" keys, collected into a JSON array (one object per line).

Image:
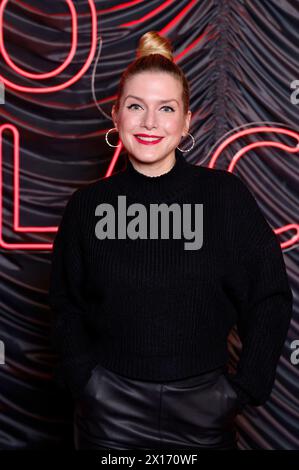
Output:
[{"xmin": 48, "ymin": 150, "xmax": 293, "ymax": 410}]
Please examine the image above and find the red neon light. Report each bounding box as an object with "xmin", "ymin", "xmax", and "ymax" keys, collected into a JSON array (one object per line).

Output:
[
  {"xmin": 209, "ymin": 127, "xmax": 299, "ymax": 168},
  {"xmin": 0, "ymin": 125, "xmax": 55, "ymax": 249},
  {"xmin": 0, "ymin": 0, "xmax": 97, "ymax": 93},
  {"xmin": 209, "ymin": 126, "xmax": 299, "ymax": 249},
  {"xmin": 0, "ymin": 0, "xmax": 77, "ymax": 79}
]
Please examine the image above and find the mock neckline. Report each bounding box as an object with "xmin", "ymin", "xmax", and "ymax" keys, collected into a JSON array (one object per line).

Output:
[{"xmin": 115, "ymin": 149, "xmax": 194, "ymax": 202}]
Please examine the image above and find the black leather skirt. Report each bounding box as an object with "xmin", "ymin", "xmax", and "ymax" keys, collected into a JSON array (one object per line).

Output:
[{"xmin": 73, "ymin": 363, "xmax": 241, "ymax": 450}]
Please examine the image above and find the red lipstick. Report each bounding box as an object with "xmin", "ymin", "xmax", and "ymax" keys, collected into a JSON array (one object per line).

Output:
[{"xmin": 134, "ymin": 134, "xmax": 164, "ymax": 145}]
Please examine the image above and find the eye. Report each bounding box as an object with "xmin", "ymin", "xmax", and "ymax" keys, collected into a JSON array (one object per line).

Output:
[
  {"xmin": 127, "ymin": 103, "xmax": 142, "ymax": 110},
  {"xmin": 162, "ymin": 105, "xmax": 175, "ymax": 112},
  {"xmin": 126, "ymin": 103, "xmax": 175, "ymax": 112}
]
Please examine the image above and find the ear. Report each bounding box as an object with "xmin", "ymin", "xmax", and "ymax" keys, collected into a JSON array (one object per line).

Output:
[
  {"xmin": 111, "ymin": 105, "xmax": 118, "ymax": 130},
  {"xmin": 183, "ymin": 110, "xmax": 192, "ymax": 136}
]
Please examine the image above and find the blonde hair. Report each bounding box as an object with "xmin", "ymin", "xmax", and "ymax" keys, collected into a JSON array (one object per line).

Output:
[
  {"xmin": 136, "ymin": 31, "xmax": 173, "ymax": 61},
  {"xmin": 114, "ymin": 31, "xmax": 190, "ymax": 115}
]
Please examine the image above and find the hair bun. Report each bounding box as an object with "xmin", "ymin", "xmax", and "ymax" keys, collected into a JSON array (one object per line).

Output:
[{"xmin": 136, "ymin": 31, "xmax": 173, "ymax": 62}]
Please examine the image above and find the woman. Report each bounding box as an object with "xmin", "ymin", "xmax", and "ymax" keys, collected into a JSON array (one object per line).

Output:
[{"xmin": 49, "ymin": 31, "xmax": 293, "ymax": 450}]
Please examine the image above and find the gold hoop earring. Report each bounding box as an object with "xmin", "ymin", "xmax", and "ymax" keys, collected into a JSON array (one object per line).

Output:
[
  {"xmin": 105, "ymin": 128, "xmax": 122, "ymax": 148},
  {"xmin": 176, "ymin": 133, "xmax": 195, "ymax": 152}
]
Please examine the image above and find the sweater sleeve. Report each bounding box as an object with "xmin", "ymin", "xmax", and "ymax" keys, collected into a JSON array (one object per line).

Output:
[
  {"xmin": 224, "ymin": 175, "xmax": 293, "ymax": 411},
  {"xmin": 48, "ymin": 189, "xmax": 99, "ymax": 401}
]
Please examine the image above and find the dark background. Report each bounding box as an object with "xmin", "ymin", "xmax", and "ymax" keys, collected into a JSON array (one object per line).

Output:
[{"xmin": 0, "ymin": 0, "xmax": 298, "ymax": 449}]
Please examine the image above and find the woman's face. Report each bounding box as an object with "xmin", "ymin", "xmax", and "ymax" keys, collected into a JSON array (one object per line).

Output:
[{"xmin": 112, "ymin": 72, "xmax": 191, "ymax": 166}]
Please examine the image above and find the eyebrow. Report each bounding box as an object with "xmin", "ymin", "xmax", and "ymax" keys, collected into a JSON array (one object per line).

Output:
[{"xmin": 124, "ymin": 95, "xmax": 179, "ymax": 105}]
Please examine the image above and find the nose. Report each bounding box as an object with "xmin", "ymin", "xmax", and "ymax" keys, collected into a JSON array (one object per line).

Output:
[{"xmin": 142, "ymin": 109, "xmax": 157, "ymax": 129}]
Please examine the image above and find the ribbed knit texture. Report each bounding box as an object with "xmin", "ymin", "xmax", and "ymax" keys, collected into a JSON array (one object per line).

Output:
[{"xmin": 48, "ymin": 149, "xmax": 293, "ymax": 409}]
